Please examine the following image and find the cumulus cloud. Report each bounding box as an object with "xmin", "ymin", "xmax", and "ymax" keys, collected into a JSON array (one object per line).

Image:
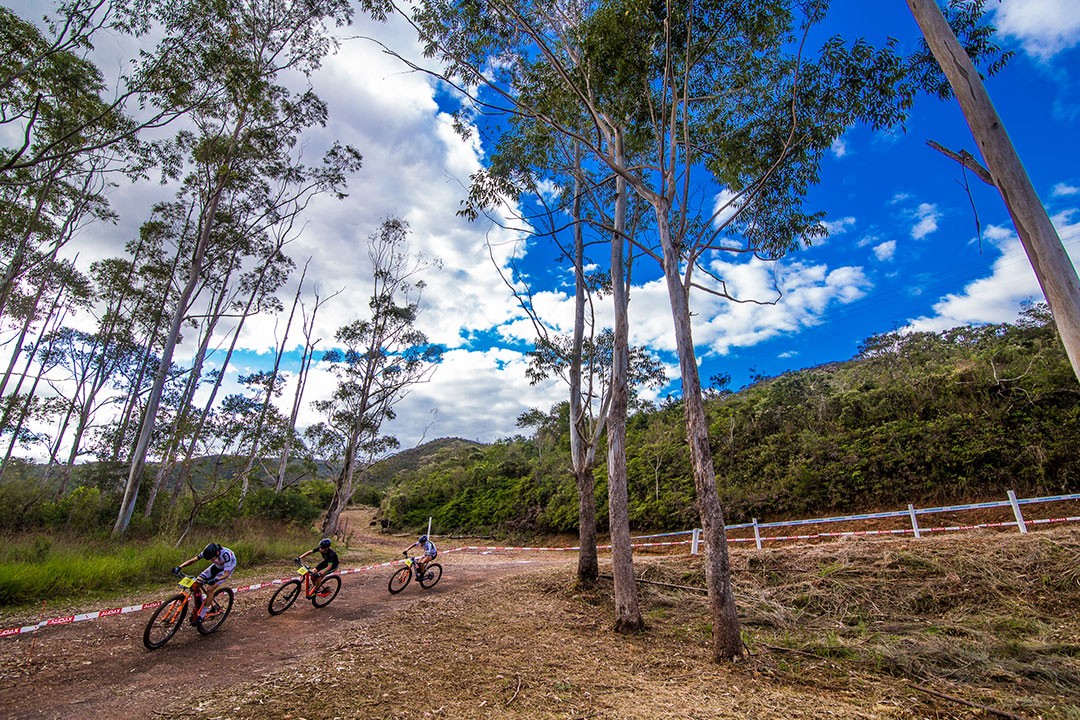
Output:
[
  {"xmin": 993, "ymin": 0, "xmax": 1080, "ymax": 61},
  {"xmin": 830, "ymin": 137, "xmax": 848, "ymax": 158},
  {"xmin": 911, "ymin": 203, "xmax": 941, "ymax": 240},
  {"xmin": 905, "ymin": 208, "xmax": 1080, "ymax": 332},
  {"xmin": 873, "ymin": 240, "xmax": 897, "ymax": 262},
  {"xmin": 1053, "ymin": 183, "xmax": 1080, "ymax": 197},
  {"xmin": 673, "ymin": 256, "xmax": 872, "ymax": 359}
]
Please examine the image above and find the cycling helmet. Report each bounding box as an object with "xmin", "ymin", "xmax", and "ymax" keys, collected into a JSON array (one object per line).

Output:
[
  {"xmin": 201, "ymin": 542, "xmax": 221, "ymax": 560},
  {"xmin": 319, "ymin": 538, "xmax": 332, "ymax": 549},
  {"xmin": 418, "ymin": 535, "xmax": 428, "ymax": 543}
]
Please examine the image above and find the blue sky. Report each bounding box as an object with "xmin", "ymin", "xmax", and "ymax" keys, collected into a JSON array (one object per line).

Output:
[{"xmin": 6, "ymin": 0, "xmax": 1080, "ymax": 457}]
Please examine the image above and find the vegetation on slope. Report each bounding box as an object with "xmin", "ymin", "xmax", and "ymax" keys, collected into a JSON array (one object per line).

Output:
[{"xmin": 379, "ymin": 304, "xmax": 1080, "ymax": 534}]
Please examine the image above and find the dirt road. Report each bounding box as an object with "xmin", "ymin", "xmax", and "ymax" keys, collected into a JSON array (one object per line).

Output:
[{"xmin": 0, "ymin": 549, "xmax": 572, "ymax": 720}]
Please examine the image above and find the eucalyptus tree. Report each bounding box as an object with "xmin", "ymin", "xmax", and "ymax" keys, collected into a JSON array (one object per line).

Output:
[
  {"xmin": 275, "ymin": 279, "xmax": 339, "ymax": 491},
  {"xmin": 313, "ymin": 218, "xmax": 444, "ymax": 537},
  {"xmin": 112, "ymin": 0, "xmax": 360, "ymax": 535},
  {"xmin": 368, "ymin": 0, "xmax": 1007, "ymax": 661}
]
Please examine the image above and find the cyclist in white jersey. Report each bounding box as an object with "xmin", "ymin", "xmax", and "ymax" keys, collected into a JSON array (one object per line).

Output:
[{"xmin": 173, "ymin": 542, "xmax": 237, "ymax": 624}]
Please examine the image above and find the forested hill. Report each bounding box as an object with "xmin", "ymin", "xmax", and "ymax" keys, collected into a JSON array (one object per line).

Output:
[{"xmin": 377, "ymin": 305, "xmax": 1080, "ymax": 535}]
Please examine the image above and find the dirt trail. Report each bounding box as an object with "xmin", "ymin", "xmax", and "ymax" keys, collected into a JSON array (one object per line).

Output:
[{"xmin": 0, "ymin": 524, "xmax": 573, "ymax": 720}]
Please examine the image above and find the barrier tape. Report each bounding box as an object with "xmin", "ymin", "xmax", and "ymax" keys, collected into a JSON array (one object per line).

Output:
[{"xmin": 4, "ymin": 512, "xmax": 1078, "ymax": 640}]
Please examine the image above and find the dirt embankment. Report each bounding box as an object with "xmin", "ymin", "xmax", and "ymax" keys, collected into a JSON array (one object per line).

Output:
[{"xmin": 2, "ymin": 523, "xmax": 1079, "ymax": 720}]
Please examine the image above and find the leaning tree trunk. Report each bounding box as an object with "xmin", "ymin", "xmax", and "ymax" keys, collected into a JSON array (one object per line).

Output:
[
  {"xmin": 656, "ymin": 210, "xmax": 742, "ymax": 661},
  {"xmin": 906, "ymin": 0, "xmax": 1080, "ymax": 385}
]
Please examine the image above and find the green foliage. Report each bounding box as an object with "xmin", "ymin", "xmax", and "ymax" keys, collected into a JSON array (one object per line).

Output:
[
  {"xmin": 0, "ymin": 524, "xmax": 317, "ymax": 609},
  {"xmin": 243, "ymin": 486, "xmax": 322, "ymax": 525}
]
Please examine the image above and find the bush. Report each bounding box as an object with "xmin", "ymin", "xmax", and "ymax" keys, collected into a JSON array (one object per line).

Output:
[{"xmin": 244, "ymin": 487, "xmax": 322, "ymax": 525}]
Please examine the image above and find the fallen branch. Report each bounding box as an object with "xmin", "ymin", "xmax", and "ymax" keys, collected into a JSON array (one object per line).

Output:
[
  {"xmin": 597, "ymin": 573, "xmax": 706, "ymax": 594},
  {"xmin": 505, "ymin": 676, "xmax": 522, "ymax": 707},
  {"xmin": 911, "ymin": 684, "xmax": 1030, "ymax": 720}
]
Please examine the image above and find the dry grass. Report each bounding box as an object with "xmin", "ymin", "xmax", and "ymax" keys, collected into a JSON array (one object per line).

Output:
[{"xmin": 175, "ymin": 528, "xmax": 1080, "ymax": 720}]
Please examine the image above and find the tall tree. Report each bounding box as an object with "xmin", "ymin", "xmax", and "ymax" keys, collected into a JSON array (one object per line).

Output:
[{"xmin": 313, "ymin": 218, "xmax": 444, "ymax": 537}]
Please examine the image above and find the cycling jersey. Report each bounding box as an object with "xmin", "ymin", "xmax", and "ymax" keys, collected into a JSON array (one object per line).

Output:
[
  {"xmin": 315, "ymin": 546, "xmax": 339, "ymax": 574},
  {"xmin": 198, "ymin": 547, "xmax": 237, "ymax": 584},
  {"xmin": 420, "ymin": 539, "xmax": 437, "ymax": 559}
]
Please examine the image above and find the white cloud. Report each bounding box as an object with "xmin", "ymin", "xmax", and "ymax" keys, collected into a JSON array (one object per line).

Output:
[
  {"xmin": 911, "ymin": 203, "xmax": 941, "ymax": 240},
  {"xmin": 873, "ymin": 240, "xmax": 897, "ymax": 262},
  {"xmin": 823, "ymin": 216, "xmax": 856, "ymax": 235},
  {"xmin": 993, "ymin": 0, "xmax": 1080, "ymax": 61},
  {"xmin": 1053, "ymin": 182, "xmax": 1080, "ymax": 197},
  {"xmin": 712, "ymin": 188, "xmax": 741, "ymax": 229},
  {"xmin": 830, "ymin": 137, "xmax": 848, "ymax": 158},
  {"xmin": 672, "ymin": 256, "xmax": 872, "ymax": 358},
  {"xmin": 905, "ymin": 209, "xmax": 1080, "ymax": 332}
]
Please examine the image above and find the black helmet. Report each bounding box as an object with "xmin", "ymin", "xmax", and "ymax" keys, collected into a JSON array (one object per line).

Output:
[
  {"xmin": 201, "ymin": 543, "xmax": 221, "ymax": 560},
  {"xmin": 319, "ymin": 538, "xmax": 332, "ymax": 549},
  {"xmin": 418, "ymin": 535, "xmax": 428, "ymax": 543}
]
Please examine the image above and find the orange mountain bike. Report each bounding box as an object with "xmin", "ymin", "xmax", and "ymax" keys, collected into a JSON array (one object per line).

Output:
[
  {"xmin": 267, "ymin": 560, "xmax": 342, "ymax": 615},
  {"xmin": 387, "ymin": 555, "xmax": 442, "ymax": 594},
  {"xmin": 143, "ymin": 570, "xmax": 234, "ymax": 650}
]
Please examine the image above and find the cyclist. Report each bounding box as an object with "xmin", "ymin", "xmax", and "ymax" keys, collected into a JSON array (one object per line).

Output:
[
  {"xmin": 173, "ymin": 542, "xmax": 237, "ymax": 625},
  {"xmin": 403, "ymin": 534, "xmax": 437, "ymax": 580},
  {"xmin": 296, "ymin": 538, "xmax": 339, "ymax": 594}
]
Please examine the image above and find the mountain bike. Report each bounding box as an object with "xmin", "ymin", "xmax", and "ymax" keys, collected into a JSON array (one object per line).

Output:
[
  {"xmin": 143, "ymin": 570, "xmax": 234, "ymax": 650},
  {"xmin": 267, "ymin": 560, "xmax": 342, "ymax": 615},
  {"xmin": 387, "ymin": 555, "xmax": 442, "ymax": 594}
]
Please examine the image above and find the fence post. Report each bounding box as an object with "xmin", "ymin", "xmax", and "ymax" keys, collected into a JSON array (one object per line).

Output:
[
  {"xmin": 691, "ymin": 528, "xmax": 700, "ymax": 555},
  {"xmin": 1007, "ymin": 490, "xmax": 1028, "ymax": 534},
  {"xmin": 752, "ymin": 518, "xmax": 762, "ymax": 550},
  {"xmin": 907, "ymin": 504, "xmax": 921, "ymax": 539}
]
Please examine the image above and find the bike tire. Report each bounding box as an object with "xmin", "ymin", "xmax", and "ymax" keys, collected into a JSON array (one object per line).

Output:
[
  {"xmin": 311, "ymin": 575, "xmax": 341, "ymax": 608},
  {"xmin": 387, "ymin": 566, "xmax": 412, "ymax": 594},
  {"xmin": 418, "ymin": 563, "xmax": 442, "ymax": 589},
  {"xmin": 268, "ymin": 579, "xmax": 302, "ymax": 615},
  {"xmin": 143, "ymin": 594, "xmax": 187, "ymax": 650},
  {"xmin": 196, "ymin": 587, "xmax": 234, "ymax": 635}
]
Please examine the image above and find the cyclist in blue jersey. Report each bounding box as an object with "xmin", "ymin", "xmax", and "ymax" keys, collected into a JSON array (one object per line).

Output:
[
  {"xmin": 173, "ymin": 543, "xmax": 237, "ymax": 624},
  {"xmin": 404, "ymin": 534, "xmax": 437, "ymax": 580}
]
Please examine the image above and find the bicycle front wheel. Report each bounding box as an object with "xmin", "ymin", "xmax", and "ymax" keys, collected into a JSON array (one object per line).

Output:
[
  {"xmin": 196, "ymin": 587, "xmax": 234, "ymax": 635},
  {"xmin": 419, "ymin": 563, "xmax": 443, "ymax": 589},
  {"xmin": 143, "ymin": 594, "xmax": 187, "ymax": 650},
  {"xmin": 311, "ymin": 575, "xmax": 341, "ymax": 608},
  {"xmin": 268, "ymin": 579, "xmax": 302, "ymax": 615},
  {"xmin": 388, "ymin": 566, "xmax": 411, "ymax": 594}
]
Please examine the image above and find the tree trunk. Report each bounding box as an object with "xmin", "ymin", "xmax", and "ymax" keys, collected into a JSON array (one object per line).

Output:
[
  {"xmin": 656, "ymin": 210, "xmax": 742, "ymax": 660},
  {"xmin": 606, "ymin": 129, "xmax": 643, "ymax": 632},
  {"xmin": 569, "ymin": 143, "xmax": 599, "ymax": 584},
  {"xmin": 906, "ymin": 0, "xmax": 1080, "ymax": 384}
]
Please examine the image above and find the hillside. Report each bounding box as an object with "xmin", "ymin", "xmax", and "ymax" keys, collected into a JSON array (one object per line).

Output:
[{"xmin": 374, "ymin": 306, "xmax": 1080, "ymax": 535}]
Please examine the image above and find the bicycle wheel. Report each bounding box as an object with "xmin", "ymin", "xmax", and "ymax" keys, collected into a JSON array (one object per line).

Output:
[
  {"xmin": 196, "ymin": 587, "xmax": 234, "ymax": 635},
  {"xmin": 419, "ymin": 563, "xmax": 443, "ymax": 589},
  {"xmin": 388, "ymin": 566, "xmax": 412, "ymax": 594},
  {"xmin": 311, "ymin": 575, "xmax": 341, "ymax": 608},
  {"xmin": 268, "ymin": 579, "xmax": 302, "ymax": 615},
  {"xmin": 143, "ymin": 594, "xmax": 187, "ymax": 650}
]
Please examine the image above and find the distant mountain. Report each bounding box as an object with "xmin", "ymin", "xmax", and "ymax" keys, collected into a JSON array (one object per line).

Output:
[{"xmin": 361, "ymin": 437, "xmax": 484, "ymax": 489}]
